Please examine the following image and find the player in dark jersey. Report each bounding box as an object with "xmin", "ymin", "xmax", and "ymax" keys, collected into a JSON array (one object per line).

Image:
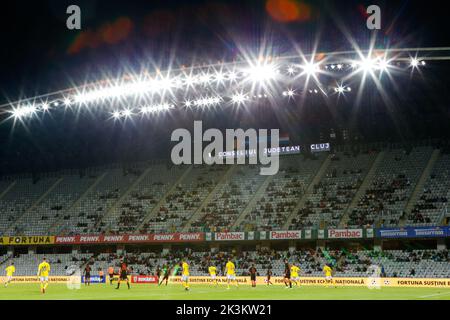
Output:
[
  {"xmin": 266, "ymin": 268, "xmax": 273, "ymax": 285},
  {"xmin": 156, "ymin": 265, "xmax": 161, "ymax": 282},
  {"xmin": 116, "ymin": 260, "xmax": 130, "ymax": 289},
  {"xmin": 84, "ymin": 264, "xmax": 92, "ymax": 286},
  {"xmin": 249, "ymin": 264, "xmax": 257, "ymax": 287},
  {"xmin": 283, "ymin": 260, "xmax": 292, "ymax": 289},
  {"xmin": 158, "ymin": 264, "xmax": 171, "ymax": 286}
]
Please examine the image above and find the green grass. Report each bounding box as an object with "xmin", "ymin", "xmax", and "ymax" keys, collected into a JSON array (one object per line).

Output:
[{"xmin": 1, "ymin": 283, "xmax": 450, "ymax": 300}]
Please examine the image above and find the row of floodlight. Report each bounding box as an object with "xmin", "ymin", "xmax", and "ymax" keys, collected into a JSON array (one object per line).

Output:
[
  {"xmin": 8, "ymin": 84, "xmax": 356, "ymax": 120},
  {"xmin": 6, "ymin": 55, "xmax": 425, "ymax": 121},
  {"xmin": 70, "ymin": 57, "xmax": 425, "ymax": 105}
]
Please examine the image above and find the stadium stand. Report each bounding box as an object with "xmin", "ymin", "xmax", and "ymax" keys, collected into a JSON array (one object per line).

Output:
[
  {"xmin": 1, "ymin": 248, "xmax": 449, "ymax": 278},
  {"xmin": 347, "ymin": 147, "xmax": 433, "ymax": 228},
  {"xmin": 0, "ymin": 177, "xmax": 60, "ymax": 235},
  {"xmin": 139, "ymin": 165, "xmax": 228, "ymax": 233},
  {"xmin": 12, "ymin": 174, "xmax": 97, "ymax": 235},
  {"xmin": 288, "ymin": 151, "xmax": 377, "ymax": 229},
  {"xmin": 102, "ymin": 164, "xmax": 187, "ymax": 234},
  {"xmin": 188, "ymin": 165, "xmax": 267, "ymax": 232},
  {"xmin": 53, "ymin": 166, "xmax": 145, "ymax": 235},
  {"xmin": 406, "ymin": 153, "xmax": 450, "ymax": 226},
  {"xmin": 0, "ymin": 144, "xmax": 447, "ymax": 236},
  {"xmin": 242, "ymin": 154, "xmax": 326, "ymax": 231}
]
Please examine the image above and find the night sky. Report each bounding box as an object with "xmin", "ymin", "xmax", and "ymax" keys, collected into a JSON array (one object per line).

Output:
[
  {"xmin": 0, "ymin": 0, "xmax": 449, "ymax": 175},
  {"xmin": 1, "ymin": 0, "xmax": 449, "ymax": 98}
]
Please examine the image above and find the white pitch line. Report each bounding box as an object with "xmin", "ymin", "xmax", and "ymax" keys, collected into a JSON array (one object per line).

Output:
[{"xmin": 419, "ymin": 292, "xmax": 450, "ymax": 299}]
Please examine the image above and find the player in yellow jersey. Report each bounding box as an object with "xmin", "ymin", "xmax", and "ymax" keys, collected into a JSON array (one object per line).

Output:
[
  {"xmin": 323, "ymin": 264, "xmax": 334, "ymax": 287},
  {"xmin": 181, "ymin": 260, "xmax": 190, "ymax": 291},
  {"xmin": 225, "ymin": 258, "xmax": 239, "ymax": 289},
  {"xmin": 37, "ymin": 257, "xmax": 51, "ymax": 294},
  {"xmin": 290, "ymin": 264, "xmax": 300, "ymax": 287},
  {"xmin": 208, "ymin": 265, "xmax": 218, "ymax": 286},
  {"xmin": 4, "ymin": 262, "xmax": 15, "ymax": 287}
]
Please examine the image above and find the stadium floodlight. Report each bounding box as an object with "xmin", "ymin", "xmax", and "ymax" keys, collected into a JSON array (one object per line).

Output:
[
  {"xmin": 11, "ymin": 105, "xmax": 37, "ymax": 118},
  {"xmin": 41, "ymin": 102, "xmax": 49, "ymax": 110},
  {"xmin": 283, "ymin": 89, "xmax": 295, "ymax": 97},
  {"xmin": 287, "ymin": 66, "xmax": 296, "ymax": 75},
  {"xmin": 173, "ymin": 77, "xmax": 183, "ymax": 88},
  {"xmin": 112, "ymin": 111, "xmax": 121, "ymax": 119},
  {"xmin": 301, "ymin": 61, "xmax": 320, "ymax": 76},
  {"xmin": 357, "ymin": 57, "xmax": 377, "ymax": 73},
  {"xmin": 74, "ymin": 84, "xmax": 128, "ymax": 104},
  {"xmin": 357, "ymin": 55, "xmax": 392, "ymax": 74},
  {"xmin": 227, "ymin": 71, "xmax": 238, "ymax": 82},
  {"xmin": 300, "ymin": 61, "xmax": 320, "ymax": 81},
  {"xmin": 184, "ymin": 75, "xmax": 197, "ymax": 87},
  {"xmin": 194, "ymin": 98, "xmax": 202, "ymax": 106},
  {"xmin": 53, "ymin": 102, "xmax": 59, "ymax": 107},
  {"xmin": 74, "ymin": 93, "xmax": 88, "ymax": 104},
  {"xmin": 142, "ymin": 103, "xmax": 173, "ymax": 113},
  {"xmin": 140, "ymin": 106, "xmax": 149, "ymax": 114},
  {"xmin": 11, "ymin": 108, "xmax": 25, "ymax": 119},
  {"xmin": 28, "ymin": 105, "xmax": 37, "ymax": 114},
  {"xmin": 245, "ymin": 62, "xmax": 278, "ymax": 83},
  {"xmin": 122, "ymin": 109, "xmax": 133, "ymax": 117},
  {"xmin": 334, "ymin": 84, "xmax": 351, "ymax": 94},
  {"xmin": 337, "ymin": 64, "xmax": 343, "ymax": 70},
  {"xmin": 184, "ymin": 97, "xmax": 219, "ymax": 107},
  {"xmin": 231, "ymin": 92, "xmax": 247, "ymax": 104},
  {"xmin": 124, "ymin": 79, "xmax": 152, "ymax": 96},
  {"xmin": 215, "ymin": 72, "xmax": 225, "ymax": 83},
  {"xmin": 64, "ymin": 98, "xmax": 72, "ymax": 106},
  {"xmin": 410, "ymin": 58, "xmax": 419, "ymax": 67},
  {"xmin": 336, "ymin": 86, "xmax": 345, "ymax": 93},
  {"xmin": 151, "ymin": 77, "xmax": 174, "ymax": 92},
  {"xmin": 421, "ymin": 60, "xmax": 426, "ymax": 66},
  {"xmin": 377, "ymin": 59, "xmax": 390, "ymax": 72},
  {"xmin": 199, "ymin": 73, "xmax": 212, "ymax": 84}
]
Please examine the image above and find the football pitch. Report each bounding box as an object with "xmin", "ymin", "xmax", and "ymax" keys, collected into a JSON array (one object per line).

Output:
[{"xmin": 0, "ymin": 284, "xmax": 450, "ymax": 300}]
